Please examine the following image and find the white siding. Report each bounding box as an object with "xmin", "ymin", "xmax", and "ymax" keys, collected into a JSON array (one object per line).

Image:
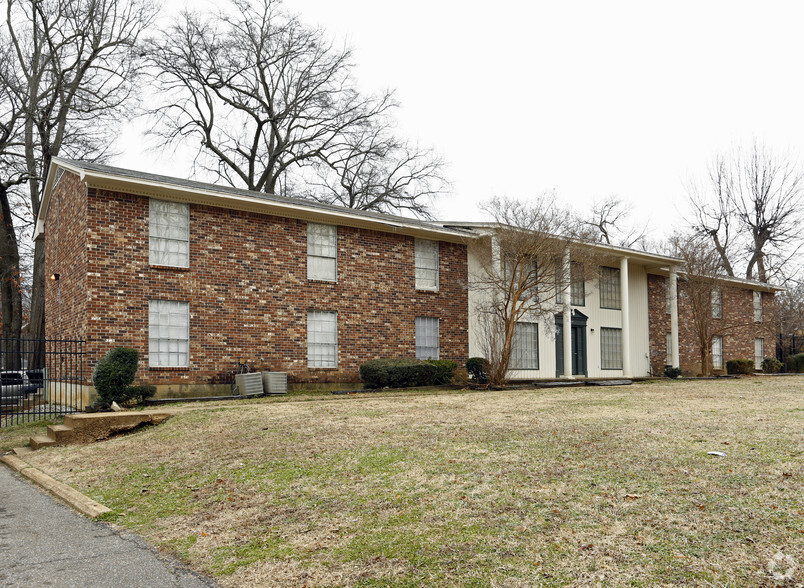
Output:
[{"xmin": 468, "ymin": 240, "xmax": 654, "ymax": 379}]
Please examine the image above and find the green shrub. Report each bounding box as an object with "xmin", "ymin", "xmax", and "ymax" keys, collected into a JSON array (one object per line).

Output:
[
  {"xmin": 466, "ymin": 357, "xmax": 490, "ymax": 384},
  {"xmin": 359, "ymin": 359, "xmax": 439, "ymax": 389},
  {"xmin": 761, "ymin": 357, "xmax": 783, "ymax": 374},
  {"xmin": 725, "ymin": 358, "xmax": 754, "ymax": 375},
  {"xmin": 426, "ymin": 359, "xmax": 458, "ymax": 384},
  {"xmin": 92, "ymin": 347, "xmax": 154, "ymax": 405},
  {"xmin": 663, "ymin": 365, "xmax": 682, "ymax": 378},
  {"xmin": 786, "ymin": 353, "xmax": 804, "ymax": 373}
]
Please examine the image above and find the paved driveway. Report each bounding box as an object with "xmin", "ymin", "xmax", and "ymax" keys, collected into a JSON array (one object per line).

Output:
[{"xmin": 0, "ymin": 465, "xmax": 216, "ymax": 587}]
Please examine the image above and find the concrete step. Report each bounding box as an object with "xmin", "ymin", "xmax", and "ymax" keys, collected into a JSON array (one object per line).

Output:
[
  {"xmin": 12, "ymin": 446, "xmax": 33, "ymax": 456},
  {"xmin": 30, "ymin": 435, "xmax": 57, "ymax": 450},
  {"xmin": 47, "ymin": 424, "xmax": 77, "ymax": 443}
]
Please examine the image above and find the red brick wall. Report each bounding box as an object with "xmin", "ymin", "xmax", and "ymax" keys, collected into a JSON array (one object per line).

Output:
[
  {"xmin": 647, "ymin": 274, "xmax": 776, "ymax": 375},
  {"xmin": 74, "ymin": 188, "xmax": 468, "ymax": 385},
  {"xmin": 44, "ymin": 171, "xmax": 88, "ymax": 342}
]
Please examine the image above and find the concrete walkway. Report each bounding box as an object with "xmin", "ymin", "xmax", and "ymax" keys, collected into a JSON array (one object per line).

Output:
[{"xmin": 0, "ymin": 466, "xmax": 216, "ymax": 588}]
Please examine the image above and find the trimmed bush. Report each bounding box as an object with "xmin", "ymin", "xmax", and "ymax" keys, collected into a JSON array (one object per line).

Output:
[
  {"xmin": 663, "ymin": 366, "xmax": 682, "ymax": 379},
  {"xmin": 92, "ymin": 347, "xmax": 154, "ymax": 405},
  {"xmin": 761, "ymin": 357, "xmax": 783, "ymax": 374},
  {"xmin": 359, "ymin": 358, "xmax": 439, "ymax": 389},
  {"xmin": 466, "ymin": 357, "xmax": 490, "ymax": 384},
  {"xmin": 786, "ymin": 353, "xmax": 804, "ymax": 373},
  {"xmin": 725, "ymin": 358, "xmax": 754, "ymax": 375},
  {"xmin": 426, "ymin": 359, "xmax": 458, "ymax": 384}
]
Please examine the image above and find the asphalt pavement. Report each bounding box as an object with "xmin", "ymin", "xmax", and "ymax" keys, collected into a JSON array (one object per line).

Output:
[{"xmin": 0, "ymin": 465, "xmax": 217, "ymax": 587}]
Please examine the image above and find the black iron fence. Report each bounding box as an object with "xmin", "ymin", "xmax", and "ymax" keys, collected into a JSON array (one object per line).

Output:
[{"xmin": 0, "ymin": 337, "xmax": 85, "ymax": 427}]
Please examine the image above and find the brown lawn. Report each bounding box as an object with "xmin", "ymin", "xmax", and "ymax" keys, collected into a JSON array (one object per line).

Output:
[{"xmin": 20, "ymin": 377, "xmax": 804, "ymax": 586}]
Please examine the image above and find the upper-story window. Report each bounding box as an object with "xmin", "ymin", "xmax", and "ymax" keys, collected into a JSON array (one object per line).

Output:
[
  {"xmin": 307, "ymin": 223, "xmax": 337, "ymax": 281},
  {"xmin": 599, "ymin": 266, "xmax": 621, "ymax": 310},
  {"xmin": 753, "ymin": 291, "xmax": 763, "ymax": 322},
  {"xmin": 711, "ymin": 288, "xmax": 722, "ymax": 319},
  {"xmin": 149, "ymin": 199, "xmax": 189, "ymax": 268},
  {"xmin": 415, "ymin": 239, "xmax": 439, "ymax": 290},
  {"xmin": 570, "ymin": 262, "xmax": 585, "ymax": 306}
]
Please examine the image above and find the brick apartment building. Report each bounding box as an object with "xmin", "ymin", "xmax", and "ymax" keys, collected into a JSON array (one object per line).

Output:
[{"xmin": 34, "ymin": 158, "xmax": 779, "ymax": 399}]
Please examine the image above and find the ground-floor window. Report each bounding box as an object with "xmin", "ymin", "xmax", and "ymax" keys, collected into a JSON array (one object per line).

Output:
[
  {"xmin": 415, "ymin": 317, "xmax": 439, "ymax": 360},
  {"xmin": 712, "ymin": 335, "xmax": 723, "ymax": 370},
  {"xmin": 754, "ymin": 338, "xmax": 764, "ymax": 370},
  {"xmin": 511, "ymin": 322, "xmax": 539, "ymax": 369},
  {"xmin": 308, "ymin": 310, "xmax": 338, "ymax": 368},
  {"xmin": 601, "ymin": 327, "xmax": 623, "ymax": 370},
  {"xmin": 148, "ymin": 300, "xmax": 190, "ymax": 367},
  {"xmin": 665, "ymin": 332, "xmax": 672, "ymax": 365}
]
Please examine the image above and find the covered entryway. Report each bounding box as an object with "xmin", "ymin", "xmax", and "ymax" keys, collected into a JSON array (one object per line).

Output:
[{"xmin": 555, "ymin": 310, "xmax": 588, "ymax": 377}]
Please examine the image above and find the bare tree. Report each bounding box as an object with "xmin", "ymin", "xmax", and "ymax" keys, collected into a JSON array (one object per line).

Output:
[
  {"xmin": 687, "ymin": 142, "xmax": 804, "ymax": 282},
  {"xmin": 472, "ymin": 195, "xmax": 599, "ymax": 386},
  {"xmin": 669, "ymin": 231, "xmax": 770, "ymax": 375},
  {"xmin": 148, "ymin": 0, "xmax": 440, "ymax": 216},
  {"xmin": 6, "ymin": 0, "xmax": 156, "ymax": 346},
  {"xmin": 0, "ymin": 37, "xmax": 27, "ymax": 345},
  {"xmin": 582, "ymin": 195, "xmax": 648, "ymax": 249},
  {"xmin": 307, "ymin": 118, "xmax": 447, "ymax": 218}
]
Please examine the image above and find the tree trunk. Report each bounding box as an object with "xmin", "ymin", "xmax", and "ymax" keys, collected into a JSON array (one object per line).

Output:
[
  {"xmin": 27, "ymin": 238, "xmax": 46, "ymax": 369},
  {"xmin": 0, "ymin": 185, "xmax": 24, "ymax": 369}
]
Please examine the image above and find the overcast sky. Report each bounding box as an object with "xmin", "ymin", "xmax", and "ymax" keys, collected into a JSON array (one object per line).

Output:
[{"xmin": 122, "ymin": 0, "xmax": 804, "ymax": 239}]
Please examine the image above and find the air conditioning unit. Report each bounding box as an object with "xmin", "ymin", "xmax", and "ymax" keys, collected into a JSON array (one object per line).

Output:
[
  {"xmin": 262, "ymin": 372, "xmax": 288, "ymax": 395},
  {"xmin": 234, "ymin": 372, "xmax": 263, "ymax": 396}
]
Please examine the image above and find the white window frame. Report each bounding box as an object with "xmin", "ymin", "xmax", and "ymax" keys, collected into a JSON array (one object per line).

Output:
[
  {"xmin": 307, "ymin": 311, "xmax": 338, "ymax": 368},
  {"xmin": 753, "ymin": 291, "xmax": 763, "ymax": 322},
  {"xmin": 666, "ymin": 332, "xmax": 672, "ymax": 366},
  {"xmin": 599, "ymin": 266, "xmax": 621, "ymax": 310},
  {"xmin": 570, "ymin": 262, "xmax": 585, "ymax": 306},
  {"xmin": 754, "ymin": 338, "xmax": 764, "ymax": 370},
  {"xmin": 712, "ymin": 335, "xmax": 723, "ymax": 370},
  {"xmin": 307, "ymin": 223, "xmax": 337, "ymax": 282},
  {"xmin": 711, "ymin": 288, "xmax": 722, "ymax": 319},
  {"xmin": 148, "ymin": 300, "xmax": 190, "ymax": 368},
  {"xmin": 149, "ymin": 199, "xmax": 189, "ymax": 268},
  {"xmin": 415, "ymin": 317, "xmax": 440, "ymax": 360},
  {"xmin": 511, "ymin": 322, "xmax": 539, "ymax": 369},
  {"xmin": 600, "ymin": 327, "xmax": 623, "ymax": 370},
  {"xmin": 415, "ymin": 239, "xmax": 439, "ymax": 291}
]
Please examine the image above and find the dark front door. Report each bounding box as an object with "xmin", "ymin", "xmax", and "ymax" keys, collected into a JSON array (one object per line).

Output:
[{"xmin": 555, "ymin": 310, "xmax": 588, "ymax": 377}]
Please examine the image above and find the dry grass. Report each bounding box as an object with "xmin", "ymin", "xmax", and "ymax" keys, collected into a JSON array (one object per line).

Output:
[{"xmin": 22, "ymin": 378, "xmax": 804, "ymax": 586}]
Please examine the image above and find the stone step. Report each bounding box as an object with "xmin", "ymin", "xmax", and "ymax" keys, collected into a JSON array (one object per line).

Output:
[
  {"xmin": 12, "ymin": 446, "xmax": 33, "ymax": 456},
  {"xmin": 30, "ymin": 435, "xmax": 57, "ymax": 450},
  {"xmin": 47, "ymin": 424, "xmax": 77, "ymax": 443}
]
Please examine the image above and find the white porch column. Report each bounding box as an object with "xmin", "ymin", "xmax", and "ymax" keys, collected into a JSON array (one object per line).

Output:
[
  {"xmin": 669, "ymin": 266, "xmax": 680, "ymax": 368},
  {"xmin": 620, "ymin": 256, "xmax": 632, "ymax": 377},
  {"xmin": 562, "ymin": 247, "xmax": 573, "ymax": 379}
]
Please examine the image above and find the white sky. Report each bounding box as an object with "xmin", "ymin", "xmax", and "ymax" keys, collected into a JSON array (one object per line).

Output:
[{"xmin": 121, "ymin": 0, "xmax": 804, "ymax": 239}]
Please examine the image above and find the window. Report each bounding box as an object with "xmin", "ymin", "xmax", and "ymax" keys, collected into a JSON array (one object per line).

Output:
[
  {"xmin": 505, "ymin": 254, "xmax": 538, "ymax": 301},
  {"xmin": 307, "ymin": 223, "xmax": 337, "ymax": 281},
  {"xmin": 665, "ymin": 277, "xmax": 672, "ymax": 314},
  {"xmin": 149, "ymin": 199, "xmax": 189, "ymax": 267},
  {"xmin": 754, "ymin": 338, "xmax": 764, "ymax": 370},
  {"xmin": 415, "ymin": 239, "xmax": 439, "ymax": 290},
  {"xmin": 599, "ymin": 266, "xmax": 621, "ymax": 310},
  {"xmin": 511, "ymin": 322, "xmax": 539, "ymax": 369},
  {"xmin": 148, "ymin": 300, "xmax": 189, "ymax": 367},
  {"xmin": 601, "ymin": 327, "xmax": 623, "ymax": 370},
  {"xmin": 711, "ymin": 288, "xmax": 722, "ymax": 319},
  {"xmin": 753, "ymin": 291, "xmax": 763, "ymax": 322},
  {"xmin": 712, "ymin": 335, "xmax": 723, "ymax": 370},
  {"xmin": 307, "ymin": 311, "xmax": 337, "ymax": 368},
  {"xmin": 666, "ymin": 332, "xmax": 672, "ymax": 365},
  {"xmin": 570, "ymin": 262, "xmax": 585, "ymax": 306},
  {"xmin": 415, "ymin": 317, "xmax": 439, "ymax": 360}
]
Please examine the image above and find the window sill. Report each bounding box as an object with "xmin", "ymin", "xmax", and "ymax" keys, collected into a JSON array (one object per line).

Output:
[
  {"xmin": 600, "ymin": 306, "xmax": 622, "ymax": 311},
  {"xmin": 307, "ymin": 278, "xmax": 338, "ymax": 284},
  {"xmin": 150, "ymin": 265, "xmax": 190, "ymax": 272},
  {"xmin": 307, "ymin": 367, "xmax": 339, "ymax": 370},
  {"xmin": 148, "ymin": 366, "xmax": 189, "ymax": 371},
  {"xmin": 415, "ymin": 288, "xmax": 440, "ymax": 293}
]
